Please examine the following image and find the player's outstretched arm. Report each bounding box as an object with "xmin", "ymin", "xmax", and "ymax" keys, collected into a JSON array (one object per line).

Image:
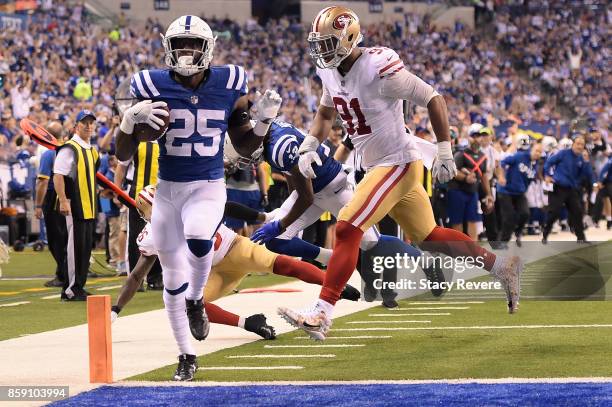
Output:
[
  {"xmin": 228, "ymin": 91, "xmax": 282, "ymax": 157},
  {"xmin": 113, "ymin": 254, "xmax": 157, "ymax": 316}
]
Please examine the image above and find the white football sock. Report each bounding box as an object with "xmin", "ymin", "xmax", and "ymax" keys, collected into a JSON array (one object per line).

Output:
[
  {"xmin": 185, "ymin": 249, "xmax": 214, "ymax": 301},
  {"xmin": 316, "ymin": 299, "xmax": 334, "ymax": 318},
  {"xmin": 163, "ymin": 289, "xmax": 195, "ymax": 356},
  {"xmin": 315, "ymin": 248, "xmax": 333, "ymax": 266}
]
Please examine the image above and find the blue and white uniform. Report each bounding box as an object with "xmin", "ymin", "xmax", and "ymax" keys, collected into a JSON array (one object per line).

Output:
[
  {"xmin": 130, "ymin": 65, "xmax": 247, "ymax": 301},
  {"xmin": 264, "ymin": 120, "xmax": 378, "ymax": 250}
]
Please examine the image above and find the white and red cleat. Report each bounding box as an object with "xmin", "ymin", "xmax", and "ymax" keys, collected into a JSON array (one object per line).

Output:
[
  {"xmin": 278, "ymin": 305, "xmax": 332, "ymax": 341},
  {"xmin": 492, "ymin": 255, "xmax": 522, "ymax": 314}
]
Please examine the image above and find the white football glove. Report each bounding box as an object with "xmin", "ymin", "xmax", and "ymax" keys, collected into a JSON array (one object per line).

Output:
[
  {"xmin": 251, "ymin": 90, "xmax": 282, "ymax": 137},
  {"xmin": 120, "ymin": 100, "xmax": 169, "ymax": 134},
  {"xmin": 297, "ymin": 135, "xmax": 322, "ymax": 179},
  {"xmin": 432, "ymin": 141, "xmax": 457, "ymax": 183},
  {"xmin": 110, "ymin": 310, "xmax": 118, "ymax": 324}
]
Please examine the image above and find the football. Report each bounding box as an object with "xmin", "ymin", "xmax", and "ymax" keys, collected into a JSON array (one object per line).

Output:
[{"xmin": 132, "ymin": 104, "xmax": 170, "ymax": 142}]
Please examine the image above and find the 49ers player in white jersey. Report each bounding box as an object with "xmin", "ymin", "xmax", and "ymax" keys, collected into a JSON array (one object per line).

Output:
[{"xmin": 279, "ymin": 6, "xmax": 522, "ymax": 340}]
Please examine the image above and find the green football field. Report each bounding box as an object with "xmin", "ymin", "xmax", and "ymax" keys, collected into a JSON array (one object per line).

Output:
[
  {"xmin": 132, "ymin": 241, "xmax": 612, "ymax": 382},
  {"xmin": 0, "ymin": 249, "xmax": 293, "ymax": 341}
]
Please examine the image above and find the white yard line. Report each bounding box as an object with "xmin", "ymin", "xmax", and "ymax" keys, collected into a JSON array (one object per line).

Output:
[
  {"xmin": 227, "ymin": 354, "xmax": 335, "ymax": 359},
  {"xmin": 334, "ymin": 324, "xmax": 612, "ymax": 332},
  {"xmin": 96, "ymin": 285, "xmax": 123, "ymax": 291},
  {"xmin": 199, "ymin": 366, "xmax": 304, "ymax": 371},
  {"xmin": 264, "ymin": 344, "xmax": 365, "ymax": 348},
  {"xmin": 294, "ymin": 336, "xmax": 392, "ymax": 340},
  {"xmin": 41, "ymin": 294, "xmax": 61, "ymax": 300},
  {"xmin": 347, "ymin": 320, "xmax": 431, "ymax": 324},
  {"xmin": 368, "ymin": 313, "xmax": 450, "ymax": 317},
  {"xmin": 0, "ymin": 301, "xmax": 30, "ymax": 307},
  {"xmin": 393, "ymin": 306, "xmax": 470, "ymax": 310},
  {"xmin": 406, "ymin": 301, "xmax": 484, "ymax": 305}
]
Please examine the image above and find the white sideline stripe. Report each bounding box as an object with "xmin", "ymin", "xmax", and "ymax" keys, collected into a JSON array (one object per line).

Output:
[
  {"xmin": 227, "ymin": 354, "xmax": 335, "ymax": 359},
  {"xmin": 396, "ymin": 307, "xmax": 470, "ymax": 310},
  {"xmin": 0, "ymin": 301, "xmax": 30, "ymax": 307},
  {"xmin": 42, "ymin": 294, "xmax": 61, "ymax": 300},
  {"xmin": 295, "ymin": 336, "xmax": 392, "ymax": 340},
  {"xmin": 369, "ymin": 313, "xmax": 451, "ymax": 317},
  {"xmin": 348, "ymin": 320, "xmax": 431, "ymax": 324},
  {"xmin": 199, "ymin": 366, "xmax": 304, "ymax": 371},
  {"xmin": 407, "ymin": 301, "xmax": 484, "ymax": 305},
  {"xmin": 264, "ymin": 344, "xmax": 365, "ymax": 348},
  {"xmin": 111, "ymin": 377, "xmax": 612, "ymax": 387},
  {"xmin": 96, "ymin": 285, "xmax": 123, "ymax": 291},
  {"xmin": 333, "ymin": 324, "xmax": 612, "ymax": 332}
]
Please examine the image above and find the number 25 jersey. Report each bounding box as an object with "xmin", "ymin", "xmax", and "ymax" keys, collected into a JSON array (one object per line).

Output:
[
  {"xmin": 130, "ymin": 65, "xmax": 248, "ymax": 182},
  {"xmin": 316, "ymin": 47, "xmax": 421, "ymax": 170}
]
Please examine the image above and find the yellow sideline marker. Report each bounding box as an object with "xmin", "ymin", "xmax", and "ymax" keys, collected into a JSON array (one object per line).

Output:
[{"xmin": 87, "ymin": 295, "xmax": 113, "ymax": 383}]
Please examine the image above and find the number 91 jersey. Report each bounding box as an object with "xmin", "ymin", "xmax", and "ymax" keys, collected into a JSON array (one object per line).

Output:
[
  {"xmin": 317, "ymin": 47, "xmax": 420, "ymax": 170},
  {"xmin": 130, "ymin": 65, "xmax": 248, "ymax": 182}
]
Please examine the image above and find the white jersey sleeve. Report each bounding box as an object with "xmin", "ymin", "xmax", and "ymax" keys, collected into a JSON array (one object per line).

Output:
[
  {"xmin": 137, "ymin": 223, "xmax": 157, "ymax": 257},
  {"xmin": 211, "ymin": 224, "xmax": 238, "ymax": 266},
  {"xmin": 320, "ymin": 85, "xmax": 334, "ymax": 108}
]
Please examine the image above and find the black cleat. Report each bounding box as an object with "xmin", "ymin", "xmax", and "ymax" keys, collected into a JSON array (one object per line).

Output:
[
  {"xmin": 340, "ymin": 284, "xmax": 361, "ymax": 301},
  {"xmin": 186, "ymin": 298, "xmax": 209, "ymax": 341},
  {"xmin": 423, "ymin": 263, "xmax": 447, "ymax": 297},
  {"xmin": 382, "ymin": 298, "xmax": 398, "ymax": 309},
  {"xmin": 44, "ymin": 277, "xmax": 64, "ymax": 288},
  {"xmin": 174, "ymin": 354, "xmax": 198, "ymax": 381},
  {"xmin": 244, "ymin": 314, "xmax": 277, "ymax": 340}
]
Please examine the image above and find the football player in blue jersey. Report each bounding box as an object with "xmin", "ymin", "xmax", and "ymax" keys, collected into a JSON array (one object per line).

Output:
[{"xmin": 115, "ymin": 15, "xmax": 281, "ymax": 374}]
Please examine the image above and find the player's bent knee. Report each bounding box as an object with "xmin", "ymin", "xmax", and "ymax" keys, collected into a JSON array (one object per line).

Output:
[{"xmin": 186, "ymin": 238, "xmax": 213, "ymax": 258}]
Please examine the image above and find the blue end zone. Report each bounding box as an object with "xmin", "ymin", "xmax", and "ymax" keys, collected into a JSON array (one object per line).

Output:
[{"xmin": 50, "ymin": 383, "xmax": 612, "ymax": 406}]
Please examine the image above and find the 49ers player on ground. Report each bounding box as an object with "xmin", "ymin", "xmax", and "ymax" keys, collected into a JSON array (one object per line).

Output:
[{"xmin": 279, "ymin": 6, "xmax": 522, "ymax": 340}]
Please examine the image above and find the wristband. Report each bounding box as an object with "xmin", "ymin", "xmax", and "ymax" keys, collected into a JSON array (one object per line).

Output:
[
  {"xmin": 119, "ymin": 116, "xmax": 135, "ymax": 134},
  {"xmin": 253, "ymin": 120, "xmax": 271, "ymax": 138},
  {"xmin": 437, "ymin": 140, "xmax": 452, "ymax": 159}
]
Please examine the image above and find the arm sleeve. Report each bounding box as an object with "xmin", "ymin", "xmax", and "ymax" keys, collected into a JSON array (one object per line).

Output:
[
  {"xmin": 379, "ymin": 68, "xmax": 439, "ymax": 107},
  {"xmin": 501, "ymin": 154, "xmax": 517, "ymax": 166},
  {"xmin": 129, "ymin": 71, "xmax": 147, "ymax": 100},
  {"xmin": 224, "ymin": 201, "xmax": 260, "ymax": 223},
  {"xmin": 237, "ymin": 66, "xmax": 248, "ymax": 96},
  {"xmin": 53, "ymin": 148, "xmax": 74, "ymax": 176},
  {"xmin": 272, "ymin": 137, "xmax": 300, "ymax": 172},
  {"xmin": 543, "ymin": 151, "xmax": 562, "ymax": 173},
  {"xmin": 38, "ymin": 151, "xmax": 53, "ymax": 179},
  {"xmin": 320, "ymin": 85, "xmax": 334, "ymax": 107}
]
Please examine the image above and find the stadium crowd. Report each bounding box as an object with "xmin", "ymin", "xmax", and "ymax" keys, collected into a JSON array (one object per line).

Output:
[{"xmin": 0, "ymin": 2, "xmax": 610, "ymax": 291}]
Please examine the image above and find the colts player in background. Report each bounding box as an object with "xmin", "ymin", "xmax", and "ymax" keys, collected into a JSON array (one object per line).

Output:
[
  {"xmin": 281, "ymin": 6, "xmax": 523, "ymax": 339},
  {"xmin": 115, "ymin": 15, "xmax": 281, "ymax": 376}
]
